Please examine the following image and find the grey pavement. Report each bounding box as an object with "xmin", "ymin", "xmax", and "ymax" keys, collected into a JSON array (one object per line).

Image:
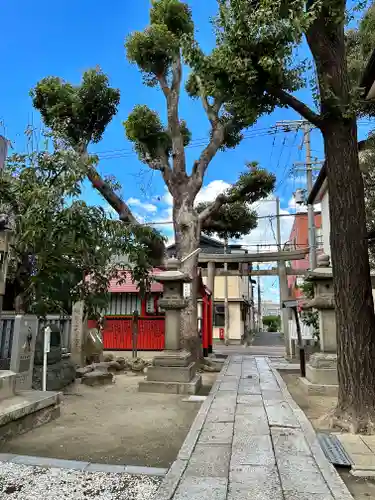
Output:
[
  {"xmin": 251, "ymin": 330, "xmax": 284, "ymax": 347},
  {"xmin": 214, "ymin": 342, "xmax": 286, "ymax": 358},
  {"xmin": 154, "ymin": 355, "xmax": 353, "ymax": 500}
]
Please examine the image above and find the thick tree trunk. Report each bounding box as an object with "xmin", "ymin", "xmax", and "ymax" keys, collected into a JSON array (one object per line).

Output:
[
  {"xmin": 325, "ymin": 122, "xmax": 375, "ymax": 432},
  {"xmin": 305, "ymin": 5, "xmax": 375, "ymax": 432},
  {"xmin": 173, "ymin": 198, "xmax": 201, "ymax": 360}
]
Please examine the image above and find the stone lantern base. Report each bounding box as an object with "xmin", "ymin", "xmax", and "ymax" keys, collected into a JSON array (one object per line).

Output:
[
  {"xmin": 299, "ymin": 352, "xmax": 338, "ymax": 397},
  {"xmin": 138, "ymin": 350, "xmax": 202, "ymax": 395}
]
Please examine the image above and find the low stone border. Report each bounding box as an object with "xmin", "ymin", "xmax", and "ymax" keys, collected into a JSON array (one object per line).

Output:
[
  {"xmin": 0, "ymin": 453, "xmax": 167, "ymax": 476},
  {"xmin": 269, "ymin": 359, "xmax": 353, "ymax": 500}
]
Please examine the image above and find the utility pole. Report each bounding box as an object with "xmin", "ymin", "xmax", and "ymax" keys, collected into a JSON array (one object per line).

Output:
[
  {"xmin": 276, "ymin": 120, "xmax": 322, "ymax": 270},
  {"xmin": 0, "ymin": 135, "xmax": 9, "ymax": 319},
  {"xmin": 303, "ymin": 122, "xmax": 317, "ymax": 270},
  {"xmin": 224, "ymin": 236, "xmax": 229, "ymax": 345},
  {"xmin": 257, "ymin": 268, "xmax": 261, "ymax": 332},
  {"xmin": 276, "ymin": 197, "xmax": 291, "ymax": 357},
  {"xmin": 256, "ymin": 245, "xmax": 262, "ymax": 332}
]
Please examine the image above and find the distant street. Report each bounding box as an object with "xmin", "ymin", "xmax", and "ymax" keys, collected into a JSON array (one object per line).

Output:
[{"xmin": 214, "ymin": 331, "xmax": 286, "ymax": 358}]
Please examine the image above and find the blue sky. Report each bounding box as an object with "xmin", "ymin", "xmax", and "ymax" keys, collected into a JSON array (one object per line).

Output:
[{"xmin": 1, "ymin": 0, "xmax": 372, "ymax": 301}]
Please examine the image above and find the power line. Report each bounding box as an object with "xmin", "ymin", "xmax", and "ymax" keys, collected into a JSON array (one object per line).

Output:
[{"xmin": 117, "ymin": 212, "xmax": 299, "ymax": 227}]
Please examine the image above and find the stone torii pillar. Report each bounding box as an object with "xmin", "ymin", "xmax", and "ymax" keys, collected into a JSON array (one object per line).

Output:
[{"xmin": 139, "ymin": 257, "xmax": 202, "ymax": 395}]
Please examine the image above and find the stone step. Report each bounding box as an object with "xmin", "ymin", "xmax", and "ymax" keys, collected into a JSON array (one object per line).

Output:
[
  {"xmin": 81, "ymin": 370, "xmax": 114, "ymax": 387},
  {"xmin": 0, "ymin": 390, "xmax": 62, "ymax": 443},
  {"xmin": 0, "ymin": 371, "xmax": 16, "ymax": 401},
  {"xmin": 139, "ymin": 374, "xmax": 202, "ymax": 395}
]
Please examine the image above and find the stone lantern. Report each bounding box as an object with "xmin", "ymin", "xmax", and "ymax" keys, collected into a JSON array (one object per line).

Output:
[
  {"xmin": 139, "ymin": 257, "xmax": 202, "ymax": 395},
  {"xmin": 300, "ymin": 253, "xmax": 338, "ymax": 395}
]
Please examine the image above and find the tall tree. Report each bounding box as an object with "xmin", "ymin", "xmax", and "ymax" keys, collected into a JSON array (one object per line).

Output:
[
  {"xmin": 30, "ymin": 69, "xmax": 165, "ymax": 266},
  {"xmin": 1, "ymin": 149, "xmax": 154, "ymax": 318},
  {"xmin": 32, "ymin": 1, "xmax": 276, "ymax": 359},
  {"xmin": 216, "ymin": 0, "xmax": 375, "ymax": 432},
  {"xmin": 347, "ymin": 1, "xmax": 375, "ymax": 268}
]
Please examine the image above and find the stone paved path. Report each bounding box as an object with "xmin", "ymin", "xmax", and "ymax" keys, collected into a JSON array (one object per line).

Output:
[{"xmin": 155, "ymin": 356, "xmax": 353, "ymax": 500}]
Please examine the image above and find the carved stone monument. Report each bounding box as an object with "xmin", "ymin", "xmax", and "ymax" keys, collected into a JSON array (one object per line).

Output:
[
  {"xmin": 33, "ymin": 324, "xmax": 76, "ymax": 391},
  {"xmin": 139, "ymin": 257, "xmax": 202, "ymax": 394},
  {"xmin": 71, "ymin": 300, "xmax": 85, "ymax": 366},
  {"xmin": 10, "ymin": 315, "xmax": 39, "ymax": 390},
  {"xmin": 300, "ymin": 253, "xmax": 338, "ymax": 396}
]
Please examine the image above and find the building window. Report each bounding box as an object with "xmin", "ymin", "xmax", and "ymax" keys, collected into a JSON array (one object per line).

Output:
[{"xmin": 214, "ymin": 303, "xmax": 225, "ymax": 327}]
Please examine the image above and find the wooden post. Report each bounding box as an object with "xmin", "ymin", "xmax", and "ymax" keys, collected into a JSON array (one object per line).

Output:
[
  {"xmin": 293, "ymin": 306, "xmax": 306, "ymax": 377},
  {"xmin": 132, "ymin": 310, "xmax": 139, "ymax": 359}
]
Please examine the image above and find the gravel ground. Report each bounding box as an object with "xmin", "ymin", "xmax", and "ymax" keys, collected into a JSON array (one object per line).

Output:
[{"xmin": 0, "ymin": 462, "xmax": 161, "ymax": 500}]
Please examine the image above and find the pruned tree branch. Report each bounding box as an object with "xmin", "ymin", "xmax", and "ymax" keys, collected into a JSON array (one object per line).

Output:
[
  {"xmin": 271, "ymin": 88, "xmax": 324, "ymax": 128},
  {"xmin": 157, "ymin": 74, "xmax": 170, "ymax": 97},
  {"xmin": 145, "ymin": 148, "xmax": 173, "ymax": 187},
  {"xmin": 198, "ymin": 192, "xmax": 227, "ymax": 224},
  {"xmin": 191, "ymin": 124, "xmax": 226, "ymax": 191},
  {"xmin": 195, "ymin": 75, "xmax": 220, "ymax": 125}
]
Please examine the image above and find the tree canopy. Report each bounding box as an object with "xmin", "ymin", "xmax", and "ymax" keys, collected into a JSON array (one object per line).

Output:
[
  {"xmin": 31, "ymin": 69, "xmax": 165, "ymax": 265},
  {"xmin": 0, "ymin": 148, "xmax": 156, "ymax": 317}
]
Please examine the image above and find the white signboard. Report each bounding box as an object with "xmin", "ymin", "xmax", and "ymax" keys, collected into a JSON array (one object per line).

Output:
[
  {"xmin": 289, "ymin": 320, "xmax": 314, "ymax": 340},
  {"xmin": 183, "ymin": 283, "xmax": 192, "ymax": 298},
  {"xmin": 44, "ymin": 326, "xmax": 51, "ymax": 353}
]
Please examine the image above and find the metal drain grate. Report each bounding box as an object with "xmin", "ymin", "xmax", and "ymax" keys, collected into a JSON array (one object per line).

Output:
[{"xmin": 317, "ymin": 433, "xmax": 353, "ymax": 468}]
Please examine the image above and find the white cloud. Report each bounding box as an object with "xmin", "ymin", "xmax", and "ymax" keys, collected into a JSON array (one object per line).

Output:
[
  {"xmin": 288, "ymin": 195, "xmax": 321, "ymax": 214},
  {"xmin": 196, "ymin": 180, "xmax": 231, "ymax": 204},
  {"xmin": 127, "ymin": 197, "xmax": 158, "ymax": 214}
]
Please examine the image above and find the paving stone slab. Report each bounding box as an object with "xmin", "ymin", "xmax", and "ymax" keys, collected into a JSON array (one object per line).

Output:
[
  {"xmin": 231, "ymin": 435, "xmax": 275, "ymax": 467},
  {"xmin": 236, "ymin": 394, "xmax": 263, "ymax": 405},
  {"xmin": 260, "ymin": 380, "xmax": 280, "ymax": 391},
  {"xmin": 184, "ymin": 445, "xmax": 231, "ymax": 478},
  {"xmin": 271, "ymin": 427, "xmax": 312, "ymax": 457},
  {"xmin": 199, "ymin": 422, "xmax": 234, "ymax": 445},
  {"xmin": 265, "ymin": 401, "xmax": 300, "ymax": 428},
  {"xmin": 155, "ymin": 459, "xmax": 188, "ymax": 500},
  {"xmin": 206, "ymin": 408, "xmax": 235, "ymax": 423},
  {"xmin": 282, "ymin": 492, "xmax": 334, "ymax": 500},
  {"xmin": 277, "ymin": 455, "xmax": 333, "ymax": 496},
  {"xmin": 219, "ymin": 379, "xmax": 239, "ymax": 391},
  {"xmin": 174, "ymin": 476, "xmax": 228, "ymax": 500},
  {"xmin": 228, "ymin": 465, "xmax": 283, "ymax": 500},
  {"xmin": 361, "ymin": 435, "xmax": 375, "ymax": 454},
  {"xmin": 238, "ymin": 379, "xmax": 261, "ymax": 395},
  {"xmin": 335, "ymin": 433, "xmax": 373, "ymax": 455},
  {"xmin": 261, "ymin": 390, "xmax": 284, "ymax": 402},
  {"xmin": 226, "ymin": 366, "xmax": 243, "ymax": 377},
  {"xmin": 235, "ymin": 414, "xmax": 270, "ymax": 436}
]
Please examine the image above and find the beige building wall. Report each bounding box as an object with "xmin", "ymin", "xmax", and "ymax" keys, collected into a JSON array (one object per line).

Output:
[
  {"xmin": 202, "ymin": 274, "xmax": 248, "ymax": 341},
  {"xmin": 202, "ymin": 275, "xmax": 249, "ymax": 300},
  {"xmin": 212, "ymin": 302, "xmax": 243, "ymax": 341}
]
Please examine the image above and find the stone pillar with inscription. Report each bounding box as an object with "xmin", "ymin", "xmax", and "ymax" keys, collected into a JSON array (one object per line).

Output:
[
  {"xmin": 71, "ymin": 301, "xmax": 85, "ymax": 366},
  {"xmin": 10, "ymin": 315, "xmax": 39, "ymax": 390},
  {"xmin": 139, "ymin": 257, "xmax": 202, "ymax": 395}
]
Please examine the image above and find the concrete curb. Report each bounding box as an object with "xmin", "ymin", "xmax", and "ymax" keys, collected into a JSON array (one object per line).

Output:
[
  {"xmin": 268, "ymin": 359, "xmax": 354, "ymax": 500},
  {"xmin": 0, "ymin": 453, "xmax": 167, "ymax": 476}
]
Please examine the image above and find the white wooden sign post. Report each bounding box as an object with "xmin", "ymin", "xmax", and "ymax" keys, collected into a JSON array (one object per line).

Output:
[{"xmin": 42, "ymin": 326, "xmax": 51, "ymax": 391}]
